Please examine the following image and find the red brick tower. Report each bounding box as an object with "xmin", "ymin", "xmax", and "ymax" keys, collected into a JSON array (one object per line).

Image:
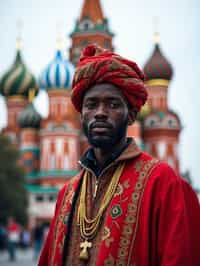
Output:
[
  {"xmin": 38, "ymin": 45, "xmax": 79, "ymax": 188},
  {"xmin": 18, "ymin": 97, "xmax": 41, "ymax": 176},
  {"xmin": 69, "ymin": 0, "xmax": 114, "ymax": 66}
]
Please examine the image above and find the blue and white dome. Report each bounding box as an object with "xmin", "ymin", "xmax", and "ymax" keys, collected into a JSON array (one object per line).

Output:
[{"xmin": 39, "ymin": 50, "xmax": 74, "ymax": 90}]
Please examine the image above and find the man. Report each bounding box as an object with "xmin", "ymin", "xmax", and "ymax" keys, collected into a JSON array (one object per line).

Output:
[{"xmin": 39, "ymin": 44, "xmax": 200, "ymax": 266}]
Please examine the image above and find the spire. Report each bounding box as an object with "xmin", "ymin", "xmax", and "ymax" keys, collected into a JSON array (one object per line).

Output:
[
  {"xmin": 153, "ymin": 16, "xmax": 160, "ymax": 45},
  {"xmin": 16, "ymin": 19, "xmax": 23, "ymax": 51},
  {"xmin": 14, "ymin": 19, "xmax": 23, "ymax": 65},
  {"xmin": 79, "ymin": 0, "xmax": 104, "ymax": 23},
  {"xmin": 56, "ymin": 21, "xmax": 64, "ymax": 51},
  {"xmin": 154, "ymin": 32, "xmax": 160, "ymax": 45}
]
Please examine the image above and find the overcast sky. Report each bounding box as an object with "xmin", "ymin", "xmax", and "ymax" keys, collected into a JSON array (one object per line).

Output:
[{"xmin": 0, "ymin": 0, "xmax": 200, "ymax": 188}]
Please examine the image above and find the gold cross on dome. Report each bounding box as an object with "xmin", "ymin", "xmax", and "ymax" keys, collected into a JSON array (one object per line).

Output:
[{"xmin": 79, "ymin": 240, "xmax": 92, "ymax": 261}]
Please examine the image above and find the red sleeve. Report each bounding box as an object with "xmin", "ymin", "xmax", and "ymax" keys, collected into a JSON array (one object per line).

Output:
[
  {"xmin": 154, "ymin": 164, "xmax": 200, "ymax": 266},
  {"xmin": 38, "ymin": 184, "xmax": 68, "ymax": 266}
]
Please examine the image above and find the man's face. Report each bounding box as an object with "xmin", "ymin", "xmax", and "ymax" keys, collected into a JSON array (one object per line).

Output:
[{"xmin": 81, "ymin": 83, "xmax": 130, "ymax": 149}]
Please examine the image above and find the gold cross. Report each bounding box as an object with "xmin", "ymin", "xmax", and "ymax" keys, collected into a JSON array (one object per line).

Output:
[{"xmin": 79, "ymin": 240, "xmax": 92, "ymax": 261}]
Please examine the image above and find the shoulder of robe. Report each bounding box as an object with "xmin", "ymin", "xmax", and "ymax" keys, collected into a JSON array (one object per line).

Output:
[
  {"xmin": 146, "ymin": 161, "xmax": 198, "ymax": 202},
  {"xmin": 145, "ymin": 160, "xmax": 185, "ymax": 194}
]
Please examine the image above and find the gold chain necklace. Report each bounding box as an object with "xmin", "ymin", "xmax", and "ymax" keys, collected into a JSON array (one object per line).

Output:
[{"xmin": 77, "ymin": 162, "xmax": 125, "ymax": 261}]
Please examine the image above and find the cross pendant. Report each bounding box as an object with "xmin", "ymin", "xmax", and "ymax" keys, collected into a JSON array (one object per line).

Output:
[{"xmin": 79, "ymin": 240, "xmax": 92, "ymax": 261}]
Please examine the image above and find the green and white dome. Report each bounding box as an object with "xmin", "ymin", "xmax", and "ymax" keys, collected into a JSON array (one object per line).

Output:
[{"xmin": 0, "ymin": 50, "xmax": 38, "ymax": 98}]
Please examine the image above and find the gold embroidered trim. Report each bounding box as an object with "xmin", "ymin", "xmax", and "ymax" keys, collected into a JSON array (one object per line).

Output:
[
  {"xmin": 116, "ymin": 158, "xmax": 159, "ymax": 266},
  {"xmin": 50, "ymin": 174, "xmax": 80, "ymax": 266},
  {"xmin": 127, "ymin": 158, "xmax": 159, "ymax": 265}
]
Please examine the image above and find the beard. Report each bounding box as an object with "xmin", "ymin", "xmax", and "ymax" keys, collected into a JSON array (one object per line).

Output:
[{"xmin": 82, "ymin": 117, "xmax": 129, "ymax": 149}]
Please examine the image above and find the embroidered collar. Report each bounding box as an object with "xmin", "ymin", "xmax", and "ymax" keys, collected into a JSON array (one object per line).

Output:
[{"xmin": 79, "ymin": 138, "xmax": 141, "ymax": 177}]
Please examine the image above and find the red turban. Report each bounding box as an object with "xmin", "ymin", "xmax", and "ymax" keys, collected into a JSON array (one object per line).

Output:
[{"xmin": 71, "ymin": 44, "xmax": 148, "ymax": 112}]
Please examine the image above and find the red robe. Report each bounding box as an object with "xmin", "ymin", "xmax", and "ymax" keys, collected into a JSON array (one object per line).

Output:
[{"xmin": 38, "ymin": 142, "xmax": 200, "ymax": 266}]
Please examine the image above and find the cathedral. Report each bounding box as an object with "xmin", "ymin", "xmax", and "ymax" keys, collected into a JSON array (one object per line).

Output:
[{"xmin": 0, "ymin": 0, "xmax": 182, "ymax": 226}]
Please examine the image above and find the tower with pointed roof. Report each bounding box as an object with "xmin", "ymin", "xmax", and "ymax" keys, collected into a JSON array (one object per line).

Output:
[
  {"xmin": 143, "ymin": 32, "xmax": 173, "ymax": 111},
  {"xmin": 38, "ymin": 41, "xmax": 79, "ymax": 182},
  {"xmin": 18, "ymin": 94, "xmax": 41, "ymax": 176},
  {"xmin": 142, "ymin": 32, "xmax": 181, "ymax": 172},
  {"xmin": 0, "ymin": 38, "xmax": 38, "ymax": 145},
  {"xmin": 18, "ymin": 35, "xmax": 81, "ymax": 223},
  {"xmin": 69, "ymin": 0, "xmax": 114, "ymax": 66}
]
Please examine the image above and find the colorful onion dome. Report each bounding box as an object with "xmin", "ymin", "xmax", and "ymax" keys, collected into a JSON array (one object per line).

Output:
[
  {"xmin": 18, "ymin": 102, "xmax": 41, "ymax": 129},
  {"xmin": 143, "ymin": 36, "xmax": 173, "ymax": 84},
  {"xmin": 0, "ymin": 50, "xmax": 38, "ymax": 98},
  {"xmin": 39, "ymin": 50, "xmax": 75, "ymax": 90}
]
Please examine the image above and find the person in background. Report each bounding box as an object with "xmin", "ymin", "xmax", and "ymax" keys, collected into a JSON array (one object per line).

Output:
[
  {"xmin": 7, "ymin": 216, "xmax": 21, "ymax": 261},
  {"xmin": 32, "ymin": 220, "xmax": 44, "ymax": 260},
  {"xmin": 20, "ymin": 226, "xmax": 31, "ymax": 249}
]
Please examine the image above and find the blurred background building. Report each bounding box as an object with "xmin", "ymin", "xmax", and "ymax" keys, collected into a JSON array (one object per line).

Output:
[{"xmin": 0, "ymin": 0, "xmax": 197, "ymax": 227}]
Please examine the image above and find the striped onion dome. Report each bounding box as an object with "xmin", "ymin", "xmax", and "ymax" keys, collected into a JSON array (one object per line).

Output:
[
  {"xmin": 0, "ymin": 50, "xmax": 38, "ymax": 98},
  {"xmin": 39, "ymin": 50, "xmax": 74, "ymax": 90},
  {"xmin": 18, "ymin": 102, "xmax": 41, "ymax": 129},
  {"xmin": 143, "ymin": 43, "xmax": 173, "ymax": 82}
]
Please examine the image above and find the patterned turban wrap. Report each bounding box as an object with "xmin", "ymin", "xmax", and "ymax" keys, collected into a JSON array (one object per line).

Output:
[{"xmin": 71, "ymin": 44, "xmax": 148, "ymax": 112}]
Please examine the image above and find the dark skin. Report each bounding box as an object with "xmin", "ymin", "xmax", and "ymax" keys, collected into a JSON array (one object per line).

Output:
[{"xmin": 81, "ymin": 83, "xmax": 136, "ymax": 169}]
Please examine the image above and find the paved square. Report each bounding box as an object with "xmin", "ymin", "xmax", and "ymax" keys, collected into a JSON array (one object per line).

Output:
[{"xmin": 0, "ymin": 248, "xmax": 37, "ymax": 266}]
